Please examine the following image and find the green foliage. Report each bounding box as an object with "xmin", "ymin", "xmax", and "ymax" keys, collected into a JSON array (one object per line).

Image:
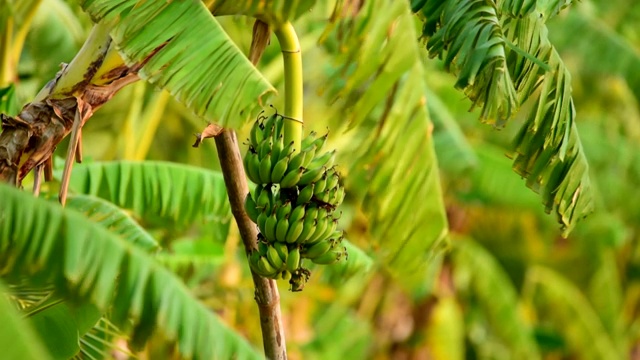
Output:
[
  {"xmin": 320, "ymin": 0, "xmax": 449, "ymax": 296},
  {"xmin": 66, "ymin": 194, "xmax": 159, "ymax": 252},
  {"xmin": 454, "ymin": 240, "xmax": 541, "ymax": 359},
  {"xmin": 0, "ymin": 183, "xmax": 262, "ymax": 359},
  {"xmin": 524, "ymin": 266, "xmax": 624, "ymax": 359},
  {"xmin": 0, "ymin": 280, "xmax": 52, "ymax": 360},
  {"xmin": 79, "ymin": 0, "xmax": 275, "ymax": 127},
  {"xmin": 209, "ymin": 0, "xmax": 317, "ymax": 23},
  {"xmin": 413, "ymin": 0, "xmax": 593, "ymax": 235},
  {"xmin": 67, "ymin": 161, "xmax": 231, "ymax": 227}
]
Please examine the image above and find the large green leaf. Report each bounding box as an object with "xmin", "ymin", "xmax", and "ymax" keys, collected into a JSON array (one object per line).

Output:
[
  {"xmin": 414, "ymin": 0, "xmax": 593, "ymax": 235},
  {"xmin": 454, "ymin": 239, "xmax": 541, "ymax": 359},
  {"xmin": 0, "ymin": 183, "xmax": 261, "ymax": 359},
  {"xmin": 321, "ymin": 0, "xmax": 449, "ymax": 296},
  {"xmin": 0, "ymin": 280, "xmax": 53, "ymax": 360},
  {"xmin": 523, "ymin": 266, "xmax": 623, "ymax": 359},
  {"xmin": 66, "ymin": 194, "xmax": 160, "ymax": 252},
  {"xmin": 68, "ymin": 161, "xmax": 231, "ymax": 227},
  {"xmin": 79, "ymin": 0, "xmax": 275, "ymax": 128},
  {"xmin": 209, "ymin": 0, "xmax": 317, "ymax": 23}
]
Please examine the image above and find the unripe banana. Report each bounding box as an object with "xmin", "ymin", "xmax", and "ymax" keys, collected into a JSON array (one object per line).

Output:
[
  {"xmin": 286, "ymin": 149, "xmax": 307, "ymax": 175},
  {"xmin": 325, "ymin": 172, "xmax": 340, "ymax": 190},
  {"xmin": 280, "ymin": 167, "xmax": 304, "ymax": 188},
  {"xmin": 257, "ymin": 211, "xmax": 268, "ymax": 233},
  {"xmin": 271, "ymin": 134, "xmax": 284, "ymax": 164},
  {"xmin": 270, "ymin": 155, "xmax": 289, "ymax": 183},
  {"xmin": 301, "ymin": 144, "xmax": 318, "ymax": 168},
  {"xmin": 244, "ymin": 193, "xmax": 260, "ymax": 223},
  {"xmin": 264, "ymin": 213, "xmax": 278, "ymax": 241},
  {"xmin": 275, "ymin": 216, "xmax": 290, "ymax": 243},
  {"xmin": 311, "ymin": 249, "xmax": 341, "ymax": 265},
  {"xmin": 301, "ymin": 131, "xmax": 317, "ymax": 150},
  {"xmin": 266, "ymin": 245, "xmax": 284, "ymax": 270},
  {"xmin": 258, "ymin": 138, "xmax": 271, "ymax": 160},
  {"xmin": 263, "ymin": 114, "xmax": 277, "ymax": 139},
  {"xmin": 309, "ymin": 150, "xmax": 336, "ymax": 170},
  {"xmin": 296, "ymin": 183, "xmax": 315, "ymax": 206},
  {"xmin": 308, "ymin": 132, "xmax": 328, "ymax": 153},
  {"xmin": 313, "ymin": 173, "xmax": 328, "ymax": 195},
  {"xmin": 258, "ymin": 152, "xmax": 272, "ymax": 184},
  {"xmin": 305, "ymin": 210, "xmax": 330, "ymax": 244},
  {"xmin": 298, "ymin": 218, "xmax": 315, "ymax": 243},
  {"xmin": 258, "ymin": 255, "xmax": 279, "ymax": 277},
  {"xmin": 275, "ymin": 201, "xmax": 291, "ymax": 219},
  {"xmin": 281, "ymin": 270, "xmax": 292, "ymax": 281},
  {"xmin": 249, "ymin": 251, "xmax": 268, "ymax": 276},
  {"xmin": 316, "ymin": 218, "xmax": 338, "ymax": 244},
  {"xmin": 298, "ymin": 166, "xmax": 325, "ymax": 186},
  {"xmin": 256, "ymin": 186, "xmax": 271, "ymax": 210},
  {"xmin": 285, "ymin": 218, "xmax": 305, "ymax": 244},
  {"xmin": 302, "ymin": 239, "xmax": 332, "ymax": 259},
  {"xmin": 288, "ymin": 205, "xmax": 306, "ymax": 224},
  {"xmin": 274, "ymin": 242, "xmax": 288, "ymax": 263},
  {"xmin": 250, "ymin": 120, "xmax": 264, "ymax": 148},
  {"xmin": 246, "ymin": 152, "xmax": 262, "ymax": 184},
  {"xmin": 286, "ymin": 247, "xmax": 301, "ymax": 272}
]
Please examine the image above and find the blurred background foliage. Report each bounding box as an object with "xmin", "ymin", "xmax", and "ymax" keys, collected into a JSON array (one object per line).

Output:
[{"xmin": 2, "ymin": 0, "xmax": 640, "ymax": 358}]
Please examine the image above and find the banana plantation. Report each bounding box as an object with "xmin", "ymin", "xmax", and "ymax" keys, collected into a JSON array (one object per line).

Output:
[{"xmin": 1, "ymin": 0, "xmax": 639, "ymax": 359}]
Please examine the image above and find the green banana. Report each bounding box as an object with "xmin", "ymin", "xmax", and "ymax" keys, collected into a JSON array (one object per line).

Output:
[
  {"xmin": 281, "ymin": 270, "xmax": 292, "ymax": 281},
  {"xmin": 276, "ymin": 201, "xmax": 292, "ymax": 219},
  {"xmin": 316, "ymin": 218, "xmax": 338, "ymax": 244},
  {"xmin": 298, "ymin": 166, "xmax": 325, "ymax": 186},
  {"xmin": 280, "ymin": 167, "xmax": 304, "ymax": 188},
  {"xmin": 309, "ymin": 150, "xmax": 336, "ymax": 170},
  {"xmin": 244, "ymin": 193, "xmax": 259, "ymax": 223},
  {"xmin": 258, "ymin": 138, "xmax": 271, "ymax": 160},
  {"xmin": 296, "ymin": 183, "xmax": 315, "ymax": 205},
  {"xmin": 334, "ymin": 187, "xmax": 345, "ymax": 205},
  {"xmin": 286, "ymin": 148, "xmax": 307, "ymax": 175},
  {"xmin": 301, "ymin": 131, "xmax": 317, "ymax": 149},
  {"xmin": 258, "ymin": 152, "xmax": 272, "ymax": 184},
  {"xmin": 302, "ymin": 239, "xmax": 332, "ymax": 259},
  {"xmin": 256, "ymin": 186, "xmax": 271, "ymax": 210},
  {"xmin": 250, "ymin": 120, "xmax": 264, "ymax": 148},
  {"xmin": 263, "ymin": 114, "xmax": 277, "ymax": 138},
  {"xmin": 266, "ymin": 244, "xmax": 284, "ymax": 270},
  {"xmin": 308, "ymin": 132, "xmax": 328, "ymax": 153},
  {"xmin": 289, "ymin": 205, "xmax": 306, "ymax": 224},
  {"xmin": 264, "ymin": 213, "xmax": 278, "ymax": 241},
  {"xmin": 275, "ymin": 216, "xmax": 290, "ymax": 243},
  {"xmin": 311, "ymin": 249, "xmax": 341, "ymax": 265},
  {"xmin": 325, "ymin": 172, "xmax": 340, "ymax": 190},
  {"xmin": 301, "ymin": 144, "xmax": 318, "ymax": 168},
  {"xmin": 245, "ymin": 152, "xmax": 262, "ymax": 184},
  {"xmin": 274, "ymin": 242, "xmax": 288, "ymax": 263},
  {"xmin": 257, "ymin": 256, "xmax": 279, "ymax": 277},
  {"xmin": 305, "ymin": 209, "xmax": 330, "ymax": 244},
  {"xmin": 273, "ymin": 114, "xmax": 284, "ymax": 139},
  {"xmin": 257, "ymin": 211, "xmax": 268, "ymax": 233},
  {"xmin": 270, "ymin": 155, "xmax": 289, "ymax": 183},
  {"xmin": 271, "ymin": 134, "xmax": 284, "ymax": 164},
  {"xmin": 313, "ymin": 173, "xmax": 328, "ymax": 195},
  {"xmin": 285, "ymin": 218, "xmax": 305, "ymax": 244},
  {"xmin": 286, "ymin": 247, "xmax": 301, "ymax": 272},
  {"xmin": 297, "ymin": 216, "xmax": 317, "ymax": 244}
]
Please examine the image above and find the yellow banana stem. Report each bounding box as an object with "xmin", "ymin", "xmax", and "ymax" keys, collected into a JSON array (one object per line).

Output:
[{"xmin": 274, "ymin": 22, "xmax": 303, "ymax": 154}]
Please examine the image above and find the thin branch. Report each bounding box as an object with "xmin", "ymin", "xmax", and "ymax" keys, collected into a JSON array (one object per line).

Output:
[{"xmin": 214, "ymin": 131, "xmax": 287, "ymax": 360}]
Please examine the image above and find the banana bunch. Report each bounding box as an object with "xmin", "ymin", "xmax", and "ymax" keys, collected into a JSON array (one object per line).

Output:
[{"xmin": 243, "ymin": 112, "xmax": 348, "ymax": 291}]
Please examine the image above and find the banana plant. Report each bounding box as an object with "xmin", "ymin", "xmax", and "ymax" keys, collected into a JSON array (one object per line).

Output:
[{"xmin": 0, "ymin": 0, "xmax": 614, "ymax": 358}]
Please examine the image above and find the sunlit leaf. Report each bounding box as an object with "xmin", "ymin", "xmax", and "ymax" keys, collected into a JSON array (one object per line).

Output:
[
  {"xmin": 79, "ymin": 0, "xmax": 275, "ymax": 128},
  {"xmin": 0, "ymin": 183, "xmax": 261, "ymax": 359}
]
